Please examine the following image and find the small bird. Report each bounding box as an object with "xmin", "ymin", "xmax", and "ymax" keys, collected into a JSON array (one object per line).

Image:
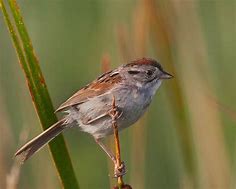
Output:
[{"xmin": 15, "ymin": 58, "xmax": 173, "ymax": 176}]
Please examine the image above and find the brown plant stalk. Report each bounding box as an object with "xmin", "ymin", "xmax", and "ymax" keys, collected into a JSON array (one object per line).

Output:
[
  {"xmin": 111, "ymin": 96, "xmax": 132, "ymax": 189},
  {"xmin": 111, "ymin": 96, "xmax": 124, "ymax": 187}
]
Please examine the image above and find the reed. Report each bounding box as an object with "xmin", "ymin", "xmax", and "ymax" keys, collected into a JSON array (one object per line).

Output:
[{"xmin": 0, "ymin": 1, "xmax": 79, "ymax": 188}]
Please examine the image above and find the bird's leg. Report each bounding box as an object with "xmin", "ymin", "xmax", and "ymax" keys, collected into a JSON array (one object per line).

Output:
[
  {"xmin": 95, "ymin": 138, "xmax": 116, "ymax": 164},
  {"xmin": 95, "ymin": 138, "xmax": 126, "ymax": 177}
]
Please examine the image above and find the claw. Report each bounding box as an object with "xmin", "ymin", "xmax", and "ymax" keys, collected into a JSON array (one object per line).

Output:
[
  {"xmin": 114, "ymin": 161, "xmax": 126, "ymax": 178},
  {"xmin": 108, "ymin": 107, "xmax": 122, "ymax": 122}
]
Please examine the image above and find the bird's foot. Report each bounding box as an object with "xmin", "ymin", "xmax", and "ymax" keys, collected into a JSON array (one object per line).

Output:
[
  {"xmin": 114, "ymin": 161, "xmax": 126, "ymax": 178},
  {"xmin": 108, "ymin": 107, "xmax": 123, "ymax": 124}
]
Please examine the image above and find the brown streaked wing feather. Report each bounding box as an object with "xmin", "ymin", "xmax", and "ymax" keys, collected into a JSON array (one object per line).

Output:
[{"xmin": 55, "ymin": 71, "xmax": 122, "ymax": 112}]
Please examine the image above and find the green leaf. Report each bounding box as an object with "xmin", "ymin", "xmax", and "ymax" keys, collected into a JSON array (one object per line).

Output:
[{"xmin": 0, "ymin": 1, "xmax": 80, "ymax": 188}]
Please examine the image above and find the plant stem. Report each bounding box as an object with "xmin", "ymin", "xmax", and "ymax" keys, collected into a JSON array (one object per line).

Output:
[
  {"xmin": 1, "ymin": 1, "xmax": 79, "ymax": 188},
  {"xmin": 111, "ymin": 97, "xmax": 124, "ymax": 188}
]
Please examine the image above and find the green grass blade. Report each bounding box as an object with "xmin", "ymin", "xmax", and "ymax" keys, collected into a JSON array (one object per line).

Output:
[{"xmin": 0, "ymin": 1, "xmax": 80, "ymax": 188}]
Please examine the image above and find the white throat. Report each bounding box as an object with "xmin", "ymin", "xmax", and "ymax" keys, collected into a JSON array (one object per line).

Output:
[{"xmin": 150, "ymin": 80, "xmax": 162, "ymax": 97}]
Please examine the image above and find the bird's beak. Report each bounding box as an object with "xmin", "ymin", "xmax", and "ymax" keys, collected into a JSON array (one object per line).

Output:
[{"xmin": 160, "ymin": 71, "xmax": 173, "ymax": 79}]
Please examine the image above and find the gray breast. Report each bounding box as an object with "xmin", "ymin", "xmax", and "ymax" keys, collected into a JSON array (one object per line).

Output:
[{"xmin": 65, "ymin": 84, "xmax": 154, "ymax": 139}]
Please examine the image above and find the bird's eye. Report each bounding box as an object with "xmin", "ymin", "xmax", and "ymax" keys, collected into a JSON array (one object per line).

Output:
[
  {"xmin": 146, "ymin": 70, "xmax": 154, "ymax": 76},
  {"xmin": 128, "ymin": 70, "xmax": 140, "ymax": 74}
]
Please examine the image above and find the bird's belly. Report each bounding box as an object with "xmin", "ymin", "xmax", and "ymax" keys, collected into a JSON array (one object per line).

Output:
[
  {"xmin": 118, "ymin": 95, "xmax": 148, "ymax": 128},
  {"xmin": 67, "ymin": 87, "xmax": 152, "ymax": 139}
]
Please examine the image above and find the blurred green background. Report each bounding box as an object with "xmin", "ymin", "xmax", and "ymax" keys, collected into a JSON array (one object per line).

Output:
[{"xmin": 0, "ymin": 0, "xmax": 236, "ymax": 189}]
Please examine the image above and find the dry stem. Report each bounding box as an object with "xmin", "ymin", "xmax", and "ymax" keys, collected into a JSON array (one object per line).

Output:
[{"xmin": 111, "ymin": 96, "xmax": 124, "ymax": 188}]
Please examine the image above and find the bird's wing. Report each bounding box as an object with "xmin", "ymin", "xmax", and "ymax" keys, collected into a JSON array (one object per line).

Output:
[{"xmin": 55, "ymin": 70, "xmax": 122, "ymax": 112}]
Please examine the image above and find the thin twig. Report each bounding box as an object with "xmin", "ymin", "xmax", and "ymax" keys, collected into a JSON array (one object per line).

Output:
[
  {"xmin": 6, "ymin": 128, "xmax": 28, "ymax": 189},
  {"xmin": 111, "ymin": 96, "xmax": 124, "ymax": 188}
]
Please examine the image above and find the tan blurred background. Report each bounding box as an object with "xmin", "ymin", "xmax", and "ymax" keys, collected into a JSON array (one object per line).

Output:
[{"xmin": 0, "ymin": 0, "xmax": 236, "ymax": 189}]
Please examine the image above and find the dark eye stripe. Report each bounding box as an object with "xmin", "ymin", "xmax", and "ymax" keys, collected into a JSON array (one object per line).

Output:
[{"xmin": 128, "ymin": 70, "xmax": 140, "ymax": 74}]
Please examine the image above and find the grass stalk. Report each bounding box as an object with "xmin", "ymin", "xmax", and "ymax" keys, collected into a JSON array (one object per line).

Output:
[
  {"xmin": 147, "ymin": 0, "xmax": 197, "ymax": 183},
  {"xmin": 0, "ymin": 1, "xmax": 80, "ymax": 188},
  {"xmin": 111, "ymin": 97, "xmax": 132, "ymax": 189},
  {"xmin": 112, "ymin": 97, "xmax": 124, "ymax": 188}
]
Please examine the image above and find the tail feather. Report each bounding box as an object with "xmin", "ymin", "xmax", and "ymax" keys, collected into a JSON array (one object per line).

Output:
[{"xmin": 15, "ymin": 118, "xmax": 68, "ymax": 163}]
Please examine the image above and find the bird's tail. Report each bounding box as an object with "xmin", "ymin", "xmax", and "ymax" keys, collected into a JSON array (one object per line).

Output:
[{"xmin": 15, "ymin": 118, "xmax": 68, "ymax": 163}]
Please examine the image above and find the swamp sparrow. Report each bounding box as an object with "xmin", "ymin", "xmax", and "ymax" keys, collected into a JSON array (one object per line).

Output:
[{"xmin": 15, "ymin": 58, "xmax": 173, "ymax": 176}]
